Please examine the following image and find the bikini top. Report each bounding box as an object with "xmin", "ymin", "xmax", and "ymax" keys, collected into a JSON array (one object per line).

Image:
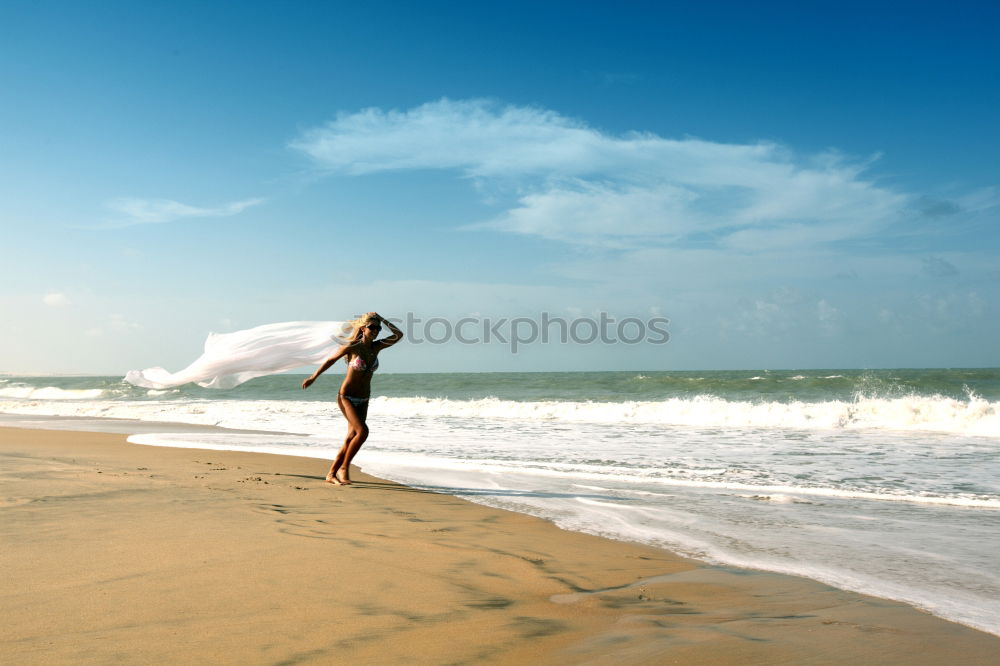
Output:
[{"xmin": 349, "ymin": 354, "xmax": 379, "ymax": 373}]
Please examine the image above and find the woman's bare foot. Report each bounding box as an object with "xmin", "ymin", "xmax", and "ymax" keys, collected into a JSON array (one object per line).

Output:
[
  {"xmin": 336, "ymin": 469, "xmax": 352, "ymax": 485},
  {"xmin": 325, "ymin": 473, "xmax": 343, "ymax": 485}
]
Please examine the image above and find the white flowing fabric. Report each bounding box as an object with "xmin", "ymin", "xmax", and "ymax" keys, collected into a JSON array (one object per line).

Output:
[{"xmin": 124, "ymin": 321, "xmax": 353, "ymax": 389}]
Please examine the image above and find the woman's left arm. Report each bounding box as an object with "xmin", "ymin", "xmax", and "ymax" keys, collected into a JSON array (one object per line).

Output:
[{"xmin": 375, "ymin": 314, "xmax": 404, "ymax": 348}]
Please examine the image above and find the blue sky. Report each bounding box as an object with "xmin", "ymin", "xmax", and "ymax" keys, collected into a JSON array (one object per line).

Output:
[{"xmin": 2, "ymin": 1, "xmax": 997, "ymax": 373}]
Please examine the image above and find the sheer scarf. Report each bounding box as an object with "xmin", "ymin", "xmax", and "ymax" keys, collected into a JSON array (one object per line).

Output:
[{"xmin": 124, "ymin": 321, "xmax": 351, "ymax": 389}]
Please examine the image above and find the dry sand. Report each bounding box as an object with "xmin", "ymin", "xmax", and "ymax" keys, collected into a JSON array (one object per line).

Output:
[{"xmin": 2, "ymin": 426, "xmax": 999, "ymax": 664}]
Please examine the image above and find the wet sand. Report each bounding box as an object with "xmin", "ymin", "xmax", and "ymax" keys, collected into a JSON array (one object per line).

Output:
[{"xmin": 2, "ymin": 426, "xmax": 999, "ymax": 664}]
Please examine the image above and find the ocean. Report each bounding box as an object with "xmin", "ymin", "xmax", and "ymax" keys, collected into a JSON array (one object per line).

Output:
[{"xmin": 2, "ymin": 368, "xmax": 998, "ymax": 636}]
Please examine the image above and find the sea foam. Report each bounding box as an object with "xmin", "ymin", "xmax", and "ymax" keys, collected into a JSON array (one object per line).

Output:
[{"xmin": 1, "ymin": 390, "xmax": 998, "ymax": 437}]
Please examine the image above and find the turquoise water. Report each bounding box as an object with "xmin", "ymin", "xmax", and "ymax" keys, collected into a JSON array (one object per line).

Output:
[{"xmin": 6, "ymin": 367, "xmax": 998, "ymax": 404}]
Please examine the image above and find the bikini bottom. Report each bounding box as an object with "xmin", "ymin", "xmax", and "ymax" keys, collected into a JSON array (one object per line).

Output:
[{"xmin": 339, "ymin": 393, "xmax": 369, "ymax": 408}]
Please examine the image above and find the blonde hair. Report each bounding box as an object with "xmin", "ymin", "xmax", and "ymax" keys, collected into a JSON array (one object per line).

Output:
[{"xmin": 343, "ymin": 313, "xmax": 380, "ymax": 364}]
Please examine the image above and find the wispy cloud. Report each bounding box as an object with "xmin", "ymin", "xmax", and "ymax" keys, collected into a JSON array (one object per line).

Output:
[
  {"xmin": 42, "ymin": 292, "xmax": 68, "ymax": 307},
  {"xmin": 100, "ymin": 197, "xmax": 265, "ymax": 228},
  {"xmin": 291, "ymin": 98, "xmax": 910, "ymax": 251},
  {"xmin": 291, "ymin": 98, "xmax": 601, "ymax": 178},
  {"xmin": 922, "ymin": 256, "xmax": 959, "ymax": 277}
]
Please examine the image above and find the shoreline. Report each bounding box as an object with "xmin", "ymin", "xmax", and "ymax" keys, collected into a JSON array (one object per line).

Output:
[{"xmin": 2, "ymin": 425, "xmax": 999, "ymax": 664}]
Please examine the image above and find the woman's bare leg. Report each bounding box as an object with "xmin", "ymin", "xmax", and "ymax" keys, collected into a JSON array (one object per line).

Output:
[
  {"xmin": 326, "ymin": 427, "xmax": 355, "ymax": 483},
  {"xmin": 343, "ymin": 402, "xmax": 370, "ymax": 472},
  {"xmin": 330, "ymin": 396, "xmax": 368, "ymax": 484},
  {"xmin": 338, "ymin": 401, "xmax": 369, "ymax": 483}
]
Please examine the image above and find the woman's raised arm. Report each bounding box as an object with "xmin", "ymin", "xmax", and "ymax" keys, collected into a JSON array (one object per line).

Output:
[{"xmin": 374, "ymin": 314, "xmax": 404, "ymax": 348}]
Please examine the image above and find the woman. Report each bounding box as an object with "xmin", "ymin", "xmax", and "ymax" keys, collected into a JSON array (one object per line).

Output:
[{"xmin": 301, "ymin": 312, "xmax": 403, "ymax": 484}]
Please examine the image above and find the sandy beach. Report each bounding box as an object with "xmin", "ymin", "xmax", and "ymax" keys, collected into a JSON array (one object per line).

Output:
[{"xmin": 2, "ymin": 426, "xmax": 999, "ymax": 664}]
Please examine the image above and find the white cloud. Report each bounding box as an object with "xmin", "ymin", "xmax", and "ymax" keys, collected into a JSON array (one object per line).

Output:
[
  {"xmin": 477, "ymin": 182, "xmax": 704, "ymax": 246},
  {"xmin": 292, "ymin": 98, "xmax": 910, "ymax": 251},
  {"xmin": 102, "ymin": 197, "xmax": 265, "ymax": 227},
  {"xmin": 917, "ymin": 290, "xmax": 987, "ymax": 328},
  {"xmin": 290, "ymin": 98, "xmax": 601, "ymax": 177},
  {"xmin": 957, "ymin": 186, "xmax": 1000, "ymax": 213},
  {"xmin": 817, "ymin": 299, "xmax": 845, "ymax": 336},
  {"xmin": 42, "ymin": 292, "xmax": 68, "ymax": 307}
]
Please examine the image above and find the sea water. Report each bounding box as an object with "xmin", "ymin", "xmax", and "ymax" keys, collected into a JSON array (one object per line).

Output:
[{"xmin": 2, "ymin": 369, "xmax": 998, "ymax": 635}]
